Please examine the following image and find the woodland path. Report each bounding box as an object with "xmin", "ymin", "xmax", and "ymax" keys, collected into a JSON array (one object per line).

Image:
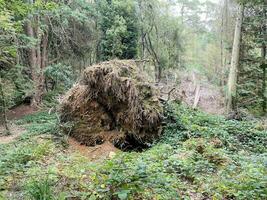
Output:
[
  {"xmin": 161, "ymin": 72, "xmax": 225, "ymax": 115},
  {"xmin": 0, "ymin": 104, "xmax": 34, "ymax": 144},
  {"xmin": 178, "ymin": 73, "xmax": 225, "ymax": 115},
  {"xmin": 0, "ymin": 124, "xmax": 26, "ymax": 144}
]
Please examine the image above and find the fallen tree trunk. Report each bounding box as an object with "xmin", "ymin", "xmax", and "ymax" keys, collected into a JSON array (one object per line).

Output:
[{"xmin": 60, "ymin": 60, "xmax": 163, "ymax": 148}]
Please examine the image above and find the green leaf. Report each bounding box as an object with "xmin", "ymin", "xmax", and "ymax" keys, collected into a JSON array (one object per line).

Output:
[{"xmin": 117, "ymin": 190, "xmax": 129, "ymax": 200}]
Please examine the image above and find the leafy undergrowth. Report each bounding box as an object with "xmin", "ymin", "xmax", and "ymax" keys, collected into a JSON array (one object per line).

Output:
[
  {"xmin": 162, "ymin": 103, "xmax": 266, "ymax": 153},
  {"xmin": 0, "ymin": 103, "xmax": 266, "ymax": 200}
]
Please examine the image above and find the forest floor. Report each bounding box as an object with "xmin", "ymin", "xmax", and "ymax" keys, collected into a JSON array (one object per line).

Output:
[
  {"xmin": 0, "ymin": 102, "xmax": 266, "ymax": 200},
  {"xmin": 0, "ymin": 124, "xmax": 25, "ymax": 144},
  {"xmin": 177, "ymin": 73, "xmax": 225, "ymax": 115},
  {"xmin": 0, "ymin": 72, "xmax": 265, "ymax": 199},
  {"xmin": 160, "ymin": 71, "xmax": 225, "ymax": 115},
  {"xmin": 68, "ymin": 139, "xmax": 119, "ymax": 161},
  {"xmin": 7, "ymin": 105, "xmax": 38, "ymax": 120},
  {"xmin": 0, "ymin": 105, "xmax": 38, "ymax": 144},
  {"xmin": 0, "ymin": 121, "xmax": 118, "ymax": 160}
]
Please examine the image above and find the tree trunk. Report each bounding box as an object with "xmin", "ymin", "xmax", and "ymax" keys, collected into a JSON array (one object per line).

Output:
[
  {"xmin": 261, "ymin": 0, "xmax": 267, "ymax": 114},
  {"xmin": 220, "ymin": 9, "xmax": 224, "ymax": 78},
  {"xmin": 26, "ymin": 1, "xmax": 40, "ymax": 106},
  {"xmin": 145, "ymin": 33, "xmax": 161, "ymax": 82},
  {"xmin": 26, "ymin": 12, "xmax": 48, "ymax": 106},
  {"xmin": 226, "ymin": 4, "xmax": 244, "ymax": 113},
  {"xmin": 26, "ymin": 19, "xmax": 37, "ymax": 80},
  {"xmin": 263, "ymin": 62, "xmax": 266, "ymax": 114},
  {"xmin": 220, "ymin": 0, "xmax": 229, "ymax": 86},
  {"xmin": 181, "ymin": 5, "xmax": 184, "ymax": 25},
  {"xmin": 0, "ymin": 78, "xmax": 10, "ymax": 135},
  {"xmin": 34, "ymin": 16, "xmax": 43, "ymax": 106}
]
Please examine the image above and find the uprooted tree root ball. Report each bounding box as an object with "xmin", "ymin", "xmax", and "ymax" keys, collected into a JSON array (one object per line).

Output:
[{"xmin": 60, "ymin": 60, "xmax": 163, "ymax": 150}]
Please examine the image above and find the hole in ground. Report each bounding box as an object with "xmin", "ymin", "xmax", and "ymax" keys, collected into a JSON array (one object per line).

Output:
[{"xmin": 114, "ymin": 134, "xmax": 151, "ymax": 152}]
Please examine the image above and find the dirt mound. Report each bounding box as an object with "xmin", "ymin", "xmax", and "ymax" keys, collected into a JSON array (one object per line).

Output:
[{"xmin": 60, "ymin": 60, "xmax": 163, "ymax": 148}]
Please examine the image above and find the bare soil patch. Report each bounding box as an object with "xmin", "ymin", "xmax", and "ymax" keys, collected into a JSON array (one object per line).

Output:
[
  {"xmin": 0, "ymin": 124, "xmax": 26, "ymax": 144},
  {"xmin": 68, "ymin": 137, "xmax": 120, "ymax": 161},
  {"xmin": 7, "ymin": 104, "xmax": 38, "ymax": 120}
]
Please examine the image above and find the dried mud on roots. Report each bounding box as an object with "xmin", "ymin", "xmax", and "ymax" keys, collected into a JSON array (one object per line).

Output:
[{"xmin": 60, "ymin": 60, "xmax": 163, "ymax": 150}]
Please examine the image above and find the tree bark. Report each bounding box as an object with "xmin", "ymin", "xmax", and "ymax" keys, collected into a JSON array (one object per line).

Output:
[
  {"xmin": 261, "ymin": 0, "xmax": 267, "ymax": 114},
  {"xmin": 226, "ymin": 4, "xmax": 244, "ymax": 113},
  {"xmin": 26, "ymin": 1, "xmax": 40, "ymax": 106},
  {"xmin": 26, "ymin": 12, "xmax": 48, "ymax": 106},
  {"xmin": 26, "ymin": 19, "xmax": 37, "ymax": 81},
  {"xmin": 263, "ymin": 61, "xmax": 266, "ymax": 115},
  {"xmin": 220, "ymin": 9, "xmax": 224, "ymax": 77},
  {"xmin": 145, "ymin": 33, "xmax": 161, "ymax": 82},
  {"xmin": 0, "ymin": 78, "xmax": 10, "ymax": 135}
]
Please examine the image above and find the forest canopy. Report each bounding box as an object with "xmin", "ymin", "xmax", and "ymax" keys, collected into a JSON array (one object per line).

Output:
[{"xmin": 0, "ymin": 0, "xmax": 266, "ymax": 116}]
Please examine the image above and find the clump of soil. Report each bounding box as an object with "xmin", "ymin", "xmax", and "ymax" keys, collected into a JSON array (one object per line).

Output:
[{"xmin": 60, "ymin": 60, "xmax": 163, "ymax": 149}]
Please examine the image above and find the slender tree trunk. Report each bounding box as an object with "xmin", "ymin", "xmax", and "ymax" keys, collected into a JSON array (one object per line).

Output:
[
  {"xmin": 220, "ymin": 2, "xmax": 224, "ymax": 86},
  {"xmin": 0, "ymin": 78, "xmax": 10, "ymax": 135},
  {"xmin": 222, "ymin": 0, "xmax": 230, "ymax": 87},
  {"xmin": 36, "ymin": 19, "xmax": 48, "ymax": 105},
  {"xmin": 141, "ymin": 31, "xmax": 145, "ymax": 59},
  {"xmin": 263, "ymin": 60, "xmax": 266, "ymax": 114},
  {"xmin": 145, "ymin": 34, "xmax": 161, "ymax": 82},
  {"xmin": 220, "ymin": 0, "xmax": 229, "ymax": 86},
  {"xmin": 34, "ymin": 16, "xmax": 43, "ymax": 106},
  {"xmin": 262, "ymin": 0, "xmax": 267, "ymax": 114},
  {"xmin": 181, "ymin": 5, "xmax": 184, "ymax": 25},
  {"xmin": 226, "ymin": 4, "xmax": 244, "ymax": 113}
]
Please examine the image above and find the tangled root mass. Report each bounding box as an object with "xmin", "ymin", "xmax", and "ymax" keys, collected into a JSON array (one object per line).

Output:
[{"xmin": 60, "ymin": 60, "xmax": 163, "ymax": 150}]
